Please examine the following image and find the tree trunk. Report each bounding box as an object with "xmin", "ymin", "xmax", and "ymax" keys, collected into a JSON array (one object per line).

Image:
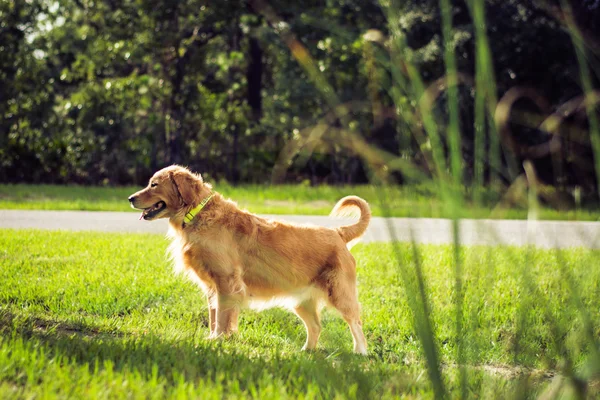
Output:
[
  {"xmin": 246, "ymin": 36, "xmax": 263, "ymax": 121},
  {"xmin": 229, "ymin": 19, "xmax": 242, "ymax": 184}
]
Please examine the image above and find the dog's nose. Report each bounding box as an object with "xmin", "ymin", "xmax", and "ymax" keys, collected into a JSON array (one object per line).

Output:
[{"xmin": 128, "ymin": 195, "xmax": 136, "ymax": 203}]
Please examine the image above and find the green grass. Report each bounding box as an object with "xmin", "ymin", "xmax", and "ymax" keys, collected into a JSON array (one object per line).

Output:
[
  {"xmin": 1, "ymin": 183, "xmax": 600, "ymax": 221},
  {"xmin": 1, "ymin": 229, "xmax": 599, "ymax": 398}
]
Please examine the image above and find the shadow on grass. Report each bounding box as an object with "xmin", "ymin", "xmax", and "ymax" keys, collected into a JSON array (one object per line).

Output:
[{"xmin": 0, "ymin": 310, "xmax": 385, "ymax": 397}]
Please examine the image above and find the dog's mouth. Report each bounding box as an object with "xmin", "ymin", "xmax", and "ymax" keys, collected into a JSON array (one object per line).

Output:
[{"xmin": 139, "ymin": 201, "xmax": 166, "ymax": 220}]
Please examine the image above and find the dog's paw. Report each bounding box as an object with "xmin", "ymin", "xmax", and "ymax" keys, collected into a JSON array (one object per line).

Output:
[{"xmin": 208, "ymin": 331, "xmax": 237, "ymax": 340}]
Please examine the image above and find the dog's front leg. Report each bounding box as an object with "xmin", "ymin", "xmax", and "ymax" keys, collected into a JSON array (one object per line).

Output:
[
  {"xmin": 207, "ymin": 293, "xmax": 218, "ymax": 338},
  {"xmin": 216, "ymin": 294, "xmax": 241, "ymax": 336},
  {"xmin": 212, "ymin": 273, "xmax": 244, "ymax": 337}
]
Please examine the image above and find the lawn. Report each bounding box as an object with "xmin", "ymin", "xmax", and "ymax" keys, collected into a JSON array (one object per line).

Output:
[
  {"xmin": 1, "ymin": 229, "xmax": 599, "ymax": 398},
  {"xmin": 1, "ymin": 183, "xmax": 599, "ymax": 221}
]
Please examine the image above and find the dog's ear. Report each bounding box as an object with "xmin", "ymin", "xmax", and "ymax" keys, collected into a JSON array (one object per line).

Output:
[{"xmin": 169, "ymin": 169, "xmax": 202, "ymax": 206}]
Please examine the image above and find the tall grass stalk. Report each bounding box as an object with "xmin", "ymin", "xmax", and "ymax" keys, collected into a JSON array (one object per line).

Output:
[
  {"xmin": 469, "ymin": 0, "xmax": 489, "ymax": 204},
  {"xmin": 560, "ymin": 1, "xmax": 600, "ymax": 200},
  {"xmin": 374, "ymin": 183, "xmax": 447, "ymax": 399},
  {"xmin": 490, "ymin": 162, "xmax": 594, "ymax": 397},
  {"xmin": 381, "ymin": 4, "xmax": 453, "ymax": 192},
  {"xmin": 440, "ymin": 0, "xmax": 462, "ymax": 187},
  {"xmin": 467, "ymin": 0, "xmax": 502, "ymax": 188},
  {"xmin": 260, "ymin": 0, "xmax": 600, "ymax": 397},
  {"xmin": 439, "ymin": 0, "xmax": 467, "ymax": 397}
]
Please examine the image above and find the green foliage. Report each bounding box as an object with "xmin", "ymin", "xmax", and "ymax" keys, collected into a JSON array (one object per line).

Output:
[
  {"xmin": 0, "ymin": 0, "xmax": 381, "ymax": 185},
  {"xmin": 3, "ymin": 1, "xmax": 597, "ymax": 190}
]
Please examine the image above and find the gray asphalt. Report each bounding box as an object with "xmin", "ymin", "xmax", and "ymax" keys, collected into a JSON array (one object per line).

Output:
[{"xmin": 2, "ymin": 210, "xmax": 600, "ymax": 249}]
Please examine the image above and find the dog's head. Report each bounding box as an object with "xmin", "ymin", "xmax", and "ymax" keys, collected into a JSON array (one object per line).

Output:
[{"xmin": 128, "ymin": 165, "xmax": 209, "ymax": 221}]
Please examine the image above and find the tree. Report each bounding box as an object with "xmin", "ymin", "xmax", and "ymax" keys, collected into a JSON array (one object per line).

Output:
[{"xmin": 1, "ymin": 0, "xmax": 599, "ymax": 192}]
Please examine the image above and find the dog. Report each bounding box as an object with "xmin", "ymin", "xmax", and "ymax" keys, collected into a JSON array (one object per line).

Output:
[{"xmin": 128, "ymin": 165, "xmax": 371, "ymax": 354}]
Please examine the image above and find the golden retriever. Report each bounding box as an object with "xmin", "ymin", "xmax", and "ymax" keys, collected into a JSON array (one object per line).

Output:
[{"xmin": 128, "ymin": 165, "xmax": 371, "ymax": 354}]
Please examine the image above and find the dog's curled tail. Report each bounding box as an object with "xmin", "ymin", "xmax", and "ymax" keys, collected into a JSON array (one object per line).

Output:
[{"xmin": 330, "ymin": 196, "xmax": 371, "ymax": 245}]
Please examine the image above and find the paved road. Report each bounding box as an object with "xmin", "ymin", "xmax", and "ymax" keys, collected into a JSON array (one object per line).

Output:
[{"xmin": 1, "ymin": 210, "xmax": 600, "ymax": 249}]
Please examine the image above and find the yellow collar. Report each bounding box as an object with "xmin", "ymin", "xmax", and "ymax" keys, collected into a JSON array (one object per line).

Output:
[{"xmin": 183, "ymin": 193, "xmax": 215, "ymax": 226}]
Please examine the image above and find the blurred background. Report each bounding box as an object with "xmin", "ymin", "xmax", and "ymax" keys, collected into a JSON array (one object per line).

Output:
[{"xmin": 2, "ymin": 0, "xmax": 599, "ymax": 205}]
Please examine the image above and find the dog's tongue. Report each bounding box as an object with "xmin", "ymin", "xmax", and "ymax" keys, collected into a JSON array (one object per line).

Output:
[{"xmin": 139, "ymin": 211, "xmax": 145, "ymax": 220}]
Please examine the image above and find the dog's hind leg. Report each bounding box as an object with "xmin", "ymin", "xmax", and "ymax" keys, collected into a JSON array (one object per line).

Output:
[
  {"xmin": 294, "ymin": 299, "xmax": 321, "ymax": 351},
  {"xmin": 325, "ymin": 272, "xmax": 367, "ymax": 355},
  {"xmin": 346, "ymin": 315, "xmax": 367, "ymax": 355}
]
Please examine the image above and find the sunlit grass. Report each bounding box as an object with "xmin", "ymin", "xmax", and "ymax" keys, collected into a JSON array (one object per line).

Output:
[
  {"xmin": 1, "ymin": 229, "xmax": 600, "ymax": 397},
  {"xmin": 1, "ymin": 183, "xmax": 600, "ymax": 221}
]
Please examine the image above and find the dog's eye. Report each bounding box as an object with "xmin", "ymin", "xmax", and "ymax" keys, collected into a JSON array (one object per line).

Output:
[{"xmin": 150, "ymin": 182, "xmax": 157, "ymax": 188}]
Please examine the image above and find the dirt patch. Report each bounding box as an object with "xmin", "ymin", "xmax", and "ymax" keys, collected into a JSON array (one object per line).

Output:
[
  {"xmin": 443, "ymin": 362, "xmax": 556, "ymax": 381},
  {"xmin": 474, "ymin": 364, "xmax": 555, "ymax": 380},
  {"xmin": 1, "ymin": 311, "xmax": 120, "ymax": 340},
  {"xmin": 31, "ymin": 320, "xmax": 102, "ymax": 339}
]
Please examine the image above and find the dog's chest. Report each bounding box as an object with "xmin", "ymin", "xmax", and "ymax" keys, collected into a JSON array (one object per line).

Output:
[
  {"xmin": 167, "ymin": 234, "xmax": 195, "ymax": 276},
  {"xmin": 168, "ymin": 228, "xmax": 238, "ymax": 277}
]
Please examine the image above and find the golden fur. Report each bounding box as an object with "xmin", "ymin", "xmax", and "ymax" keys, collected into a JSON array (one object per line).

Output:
[{"xmin": 128, "ymin": 165, "xmax": 371, "ymax": 354}]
